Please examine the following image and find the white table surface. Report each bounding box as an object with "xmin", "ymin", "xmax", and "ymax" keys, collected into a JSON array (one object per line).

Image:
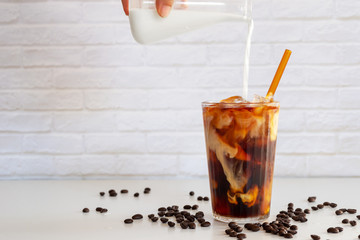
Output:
[{"xmin": 1, "ymin": 178, "xmax": 359, "ymax": 240}]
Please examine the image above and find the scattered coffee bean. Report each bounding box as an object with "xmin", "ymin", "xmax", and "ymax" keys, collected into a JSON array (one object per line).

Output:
[
  {"xmin": 201, "ymin": 221, "xmax": 211, "ymax": 227},
  {"xmin": 183, "ymin": 205, "xmax": 191, "ymax": 209},
  {"xmin": 96, "ymin": 207, "xmax": 102, "ymax": 212},
  {"xmin": 229, "ymin": 231, "xmax": 237, "ymax": 237},
  {"xmin": 237, "ymin": 233, "xmax": 246, "ymax": 239},
  {"xmin": 290, "ymin": 225, "xmax": 298, "ymax": 230},
  {"xmin": 357, "ymin": 215, "xmax": 360, "ymax": 220},
  {"xmin": 234, "ymin": 226, "xmax": 243, "ymax": 232},
  {"xmin": 311, "ymin": 206, "xmax": 319, "ymax": 211},
  {"xmin": 132, "ymin": 214, "xmax": 143, "ymax": 220},
  {"xmin": 99, "ymin": 192, "xmax": 105, "ymax": 196},
  {"xmin": 225, "ymin": 229, "xmax": 232, "ymax": 235},
  {"xmin": 317, "ymin": 204, "xmax": 324, "ymax": 209},
  {"xmin": 144, "ymin": 188, "xmax": 150, "ymax": 194},
  {"xmin": 189, "ymin": 191, "xmax": 194, "ymax": 196},
  {"xmin": 311, "ymin": 234, "xmax": 320, "ymax": 240},
  {"xmin": 327, "ymin": 227, "xmax": 339, "ymax": 233},
  {"xmin": 342, "ymin": 218, "xmax": 349, "ymax": 224},
  {"xmin": 330, "ymin": 203, "xmax": 338, "ymax": 208},
  {"xmin": 120, "ymin": 189, "xmax": 128, "ymax": 194},
  {"xmin": 148, "ymin": 214, "xmax": 154, "ymax": 219},
  {"xmin": 335, "ymin": 210, "xmax": 344, "ymax": 215},
  {"xmin": 284, "ymin": 233, "xmax": 293, "ymax": 238},
  {"xmin": 158, "ymin": 207, "xmax": 166, "ymax": 212},
  {"xmin": 133, "ymin": 192, "xmax": 139, "ymax": 197},
  {"xmin": 348, "ymin": 209, "xmax": 357, "ymax": 214},
  {"xmin": 229, "ymin": 222, "xmax": 238, "ymax": 229},
  {"xmin": 100, "ymin": 208, "xmax": 108, "ymax": 213},
  {"xmin": 158, "ymin": 211, "xmax": 165, "ymax": 217},
  {"xmin": 336, "ymin": 226, "xmax": 343, "ymax": 232},
  {"xmin": 197, "ymin": 196, "xmax": 203, "ymax": 201},
  {"xmin": 358, "ymin": 234, "xmax": 360, "ymax": 239},
  {"xmin": 109, "ymin": 192, "xmax": 117, "ymax": 197},
  {"xmin": 198, "ymin": 218, "xmax": 205, "ymax": 224},
  {"xmin": 180, "ymin": 222, "xmax": 188, "ymax": 229},
  {"xmin": 304, "ymin": 209, "xmax": 310, "ymax": 214},
  {"xmin": 82, "ymin": 208, "xmax": 89, "ymax": 213},
  {"xmin": 350, "ymin": 220, "xmax": 357, "ymax": 226},
  {"xmin": 340, "ymin": 208, "xmax": 347, "ymax": 212},
  {"xmin": 168, "ymin": 221, "xmax": 175, "ymax": 227},
  {"xmin": 203, "ymin": 196, "xmax": 209, "ymax": 201},
  {"xmin": 188, "ymin": 222, "xmax": 196, "ymax": 229},
  {"xmin": 108, "ymin": 189, "xmax": 115, "ymax": 193},
  {"xmin": 195, "ymin": 211, "xmax": 204, "ymax": 218},
  {"xmin": 308, "ymin": 196, "xmax": 316, "ymax": 202},
  {"xmin": 124, "ymin": 218, "xmax": 133, "ymax": 224},
  {"xmin": 323, "ymin": 201, "xmax": 330, "ymax": 206},
  {"xmin": 192, "ymin": 205, "xmax": 199, "ymax": 210},
  {"xmin": 160, "ymin": 217, "xmax": 168, "ymax": 223}
]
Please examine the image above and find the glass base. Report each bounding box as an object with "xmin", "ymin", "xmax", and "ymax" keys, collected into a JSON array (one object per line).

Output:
[{"xmin": 213, "ymin": 212, "xmax": 270, "ymax": 224}]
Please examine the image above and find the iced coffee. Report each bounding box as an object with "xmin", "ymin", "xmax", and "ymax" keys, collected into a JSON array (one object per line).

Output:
[{"xmin": 202, "ymin": 96, "xmax": 279, "ymax": 222}]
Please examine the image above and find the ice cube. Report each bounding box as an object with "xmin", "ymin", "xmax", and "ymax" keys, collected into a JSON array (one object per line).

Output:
[
  {"xmin": 220, "ymin": 96, "xmax": 246, "ymax": 103},
  {"xmin": 252, "ymin": 94, "xmax": 270, "ymax": 103}
]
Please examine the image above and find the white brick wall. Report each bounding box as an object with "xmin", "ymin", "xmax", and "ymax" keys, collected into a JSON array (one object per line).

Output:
[{"xmin": 0, "ymin": 0, "xmax": 359, "ymax": 179}]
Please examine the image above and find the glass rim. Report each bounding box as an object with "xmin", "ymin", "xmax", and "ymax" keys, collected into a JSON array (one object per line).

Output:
[{"xmin": 202, "ymin": 100, "xmax": 280, "ymax": 108}]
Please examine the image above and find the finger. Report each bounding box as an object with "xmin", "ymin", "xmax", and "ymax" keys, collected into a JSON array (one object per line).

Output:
[
  {"xmin": 121, "ymin": 0, "xmax": 129, "ymax": 16},
  {"xmin": 156, "ymin": 0, "xmax": 174, "ymax": 18}
]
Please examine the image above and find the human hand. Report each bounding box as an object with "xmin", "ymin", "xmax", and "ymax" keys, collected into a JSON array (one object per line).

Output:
[{"xmin": 121, "ymin": 0, "xmax": 174, "ymax": 18}]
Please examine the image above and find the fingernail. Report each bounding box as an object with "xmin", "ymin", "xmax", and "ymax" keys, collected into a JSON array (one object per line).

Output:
[{"xmin": 159, "ymin": 4, "xmax": 171, "ymax": 17}]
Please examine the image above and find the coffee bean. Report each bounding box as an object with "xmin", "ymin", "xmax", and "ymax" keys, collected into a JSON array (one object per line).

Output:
[
  {"xmin": 237, "ymin": 233, "xmax": 246, "ymax": 239},
  {"xmin": 250, "ymin": 225, "xmax": 260, "ymax": 232},
  {"xmin": 148, "ymin": 214, "xmax": 154, "ymax": 219},
  {"xmin": 100, "ymin": 208, "xmax": 108, "ymax": 213},
  {"xmin": 168, "ymin": 221, "xmax": 175, "ymax": 227},
  {"xmin": 124, "ymin": 219, "xmax": 133, "ymax": 224},
  {"xmin": 82, "ymin": 208, "xmax": 89, "ymax": 213},
  {"xmin": 300, "ymin": 217, "xmax": 308, "ymax": 222},
  {"xmin": 348, "ymin": 209, "xmax": 357, "ymax": 214},
  {"xmin": 96, "ymin": 207, "xmax": 102, "ymax": 212},
  {"xmin": 335, "ymin": 210, "xmax": 344, "ymax": 215},
  {"xmin": 167, "ymin": 206, "xmax": 172, "ymax": 211},
  {"xmin": 160, "ymin": 217, "xmax": 168, "ymax": 223},
  {"xmin": 144, "ymin": 189, "xmax": 150, "ymax": 194},
  {"xmin": 172, "ymin": 205, "xmax": 179, "ymax": 211},
  {"xmin": 350, "ymin": 221, "xmax": 357, "ymax": 226},
  {"xmin": 330, "ymin": 203, "xmax": 338, "ymax": 208},
  {"xmin": 284, "ymin": 233, "xmax": 293, "ymax": 238},
  {"xmin": 186, "ymin": 215, "xmax": 195, "ymax": 222},
  {"xmin": 133, "ymin": 192, "xmax": 139, "ymax": 197},
  {"xmin": 311, "ymin": 206, "xmax": 319, "ymax": 211},
  {"xmin": 109, "ymin": 192, "xmax": 117, "ymax": 197},
  {"xmin": 358, "ymin": 235, "xmax": 360, "ymax": 239},
  {"xmin": 340, "ymin": 208, "xmax": 347, "ymax": 212},
  {"xmin": 323, "ymin": 201, "xmax": 330, "ymax": 206},
  {"xmin": 317, "ymin": 204, "xmax": 324, "ymax": 209},
  {"xmin": 203, "ymin": 196, "xmax": 209, "ymax": 201},
  {"xmin": 310, "ymin": 234, "xmax": 320, "ymax": 240},
  {"xmin": 201, "ymin": 221, "xmax": 211, "ymax": 227},
  {"xmin": 327, "ymin": 227, "xmax": 339, "ymax": 233},
  {"xmin": 195, "ymin": 211, "xmax": 204, "ymax": 218},
  {"xmin": 357, "ymin": 215, "xmax": 360, "ymax": 220},
  {"xmin": 191, "ymin": 204, "xmax": 199, "ymax": 210},
  {"xmin": 278, "ymin": 229, "xmax": 287, "ymax": 236},
  {"xmin": 144, "ymin": 187, "xmax": 151, "ymax": 191},
  {"xmin": 336, "ymin": 227, "xmax": 343, "ymax": 232},
  {"xmin": 183, "ymin": 205, "xmax": 191, "ymax": 210},
  {"xmin": 120, "ymin": 189, "xmax": 128, "ymax": 194},
  {"xmin": 198, "ymin": 218, "xmax": 205, "ymax": 224},
  {"xmin": 158, "ymin": 207, "xmax": 166, "ymax": 211},
  {"xmin": 229, "ymin": 231, "xmax": 237, "ymax": 237},
  {"xmin": 225, "ymin": 229, "xmax": 232, "ymax": 235},
  {"xmin": 132, "ymin": 214, "xmax": 143, "ymax": 220},
  {"xmin": 235, "ymin": 226, "xmax": 243, "ymax": 232},
  {"xmin": 165, "ymin": 212, "xmax": 173, "ymax": 217},
  {"xmin": 180, "ymin": 222, "xmax": 188, "ymax": 229},
  {"xmin": 188, "ymin": 222, "xmax": 196, "ymax": 229},
  {"xmin": 342, "ymin": 218, "xmax": 349, "ymax": 224},
  {"xmin": 304, "ymin": 209, "xmax": 310, "ymax": 214},
  {"xmin": 308, "ymin": 196, "xmax": 316, "ymax": 202},
  {"xmin": 151, "ymin": 217, "xmax": 158, "ymax": 222},
  {"xmin": 197, "ymin": 196, "xmax": 203, "ymax": 201},
  {"xmin": 189, "ymin": 191, "xmax": 194, "ymax": 196},
  {"xmin": 99, "ymin": 192, "xmax": 105, "ymax": 196},
  {"xmin": 108, "ymin": 189, "xmax": 116, "ymax": 194},
  {"xmin": 158, "ymin": 211, "xmax": 165, "ymax": 217},
  {"xmin": 290, "ymin": 225, "xmax": 298, "ymax": 230},
  {"xmin": 229, "ymin": 222, "xmax": 238, "ymax": 229},
  {"xmin": 288, "ymin": 230, "xmax": 297, "ymax": 235},
  {"xmin": 176, "ymin": 218, "xmax": 184, "ymax": 223},
  {"xmin": 288, "ymin": 203, "xmax": 294, "ymax": 207}
]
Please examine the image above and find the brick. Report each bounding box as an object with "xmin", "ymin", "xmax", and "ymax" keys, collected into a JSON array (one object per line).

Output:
[
  {"xmin": 339, "ymin": 134, "xmax": 360, "ymax": 154},
  {"xmin": 147, "ymin": 89, "xmax": 210, "ymax": 110},
  {"xmin": 252, "ymin": 21, "xmax": 303, "ymax": 43},
  {"xmin": 21, "ymin": 91, "xmax": 83, "ymax": 110},
  {"xmin": 276, "ymin": 88, "xmax": 337, "ymax": 109},
  {"xmin": 178, "ymin": 154, "xmax": 208, "ymax": 176},
  {"xmin": 0, "ymin": 3, "xmax": 18, "ymax": 23},
  {"xmin": 304, "ymin": 67, "xmax": 340, "ymax": 86},
  {"xmin": 85, "ymin": 46, "xmax": 143, "ymax": 67},
  {"xmin": 0, "ymin": 27, "xmax": 23, "ymax": 45},
  {"xmin": 20, "ymin": 2, "xmax": 81, "ymax": 23},
  {"xmin": 0, "ymin": 48, "xmax": 21, "ymax": 67},
  {"xmin": 274, "ymin": 155, "xmax": 307, "ymax": 177},
  {"xmin": 146, "ymin": 45, "xmax": 207, "ymax": 66},
  {"xmin": 303, "ymin": 21, "xmax": 360, "ymax": 42},
  {"xmin": 0, "ymin": 157, "xmax": 16, "ymax": 176},
  {"xmin": 306, "ymin": 110, "xmax": 360, "ymax": 131},
  {"xmin": 337, "ymin": 67, "xmax": 360, "ymax": 86},
  {"xmin": 250, "ymin": 66, "xmax": 305, "ymax": 87},
  {"xmin": 277, "ymin": 110, "xmax": 305, "ymax": 132},
  {"xmin": 147, "ymin": 132, "xmax": 205, "ymax": 154},
  {"xmin": 335, "ymin": 0, "xmax": 360, "ymax": 18},
  {"xmin": 23, "ymin": 134, "xmax": 83, "ymax": 154},
  {"xmin": 0, "ymin": 135, "xmax": 23, "ymax": 153},
  {"xmin": 338, "ymin": 88, "xmax": 360, "ymax": 109},
  {"xmin": 338, "ymin": 44, "xmax": 360, "ymax": 64},
  {"xmin": 85, "ymin": 90, "xmax": 148, "ymax": 110},
  {"xmin": 117, "ymin": 154, "xmax": 178, "ymax": 175},
  {"xmin": 252, "ymin": 0, "xmax": 272, "ymax": 19},
  {"xmin": 53, "ymin": 156, "xmax": 82, "ymax": 176},
  {"xmin": 54, "ymin": 112, "xmax": 117, "ymax": 132},
  {"xmin": 80, "ymin": 155, "xmax": 121, "ymax": 176},
  {"xmin": 22, "ymin": 25, "xmax": 117, "ymax": 45},
  {"xmin": 0, "ymin": 69, "xmax": 53, "ymax": 89},
  {"xmin": 0, "ymin": 91, "xmax": 21, "ymax": 110},
  {"xmin": 23, "ymin": 48, "xmax": 82, "ymax": 67},
  {"xmin": 83, "ymin": 3, "xmax": 127, "ymax": 23},
  {"xmin": 84, "ymin": 133, "xmax": 147, "ymax": 153},
  {"xmin": 114, "ymin": 24, "xmax": 138, "ymax": 43},
  {"xmin": 277, "ymin": 134, "xmax": 337, "ymax": 154},
  {"xmin": 15, "ymin": 156, "xmax": 55, "ymax": 176},
  {"xmin": 306, "ymin": 155, "xmax": 360, "ymax": 176},
  {"xmin": 0, "ymin": 113, "xmax": 51, "ymax": 132},
  {"xmin": 271, "ymin": 0, "xmax": 334, "ymax": 19}
]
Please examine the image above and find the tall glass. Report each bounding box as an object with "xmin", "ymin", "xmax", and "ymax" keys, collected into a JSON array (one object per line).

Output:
[{"xmin": 202, "ymin": 101, "xmax": 279, "ymax": 223}]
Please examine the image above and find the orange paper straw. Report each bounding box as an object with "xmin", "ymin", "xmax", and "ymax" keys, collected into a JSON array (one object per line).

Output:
[{"xmin": 266, "ymin": 49, "xmax": 292, "ymax": 99}]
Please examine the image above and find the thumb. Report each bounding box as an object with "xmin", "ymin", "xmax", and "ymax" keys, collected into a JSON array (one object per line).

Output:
[{"xmin": 156, "ymin": 0, "xmax": 174, "ymax": 18}]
